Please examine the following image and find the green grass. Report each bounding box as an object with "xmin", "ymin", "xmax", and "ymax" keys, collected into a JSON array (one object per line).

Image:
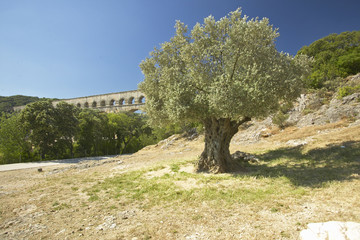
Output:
[
  {"xmin": 52, "ymin": 201, "xmax": 72, "ymax": 211},
  {"xmin": 170, "ymin": 163, "xmax": 180, "ymax": 172},
  {"xmin": 85, "ymin": 141, "xmax": 360, "ymax": 209},
  {"xmin": 255, "ymin": 141, "xmax": 360, "ymax": 187},
  {"xmin": 88, "ymin": 194, "xmax": 100, "ymax": 202},
  {"xmin": 86, "ymin": 167, "xmax": 305, "ymax": 208}
]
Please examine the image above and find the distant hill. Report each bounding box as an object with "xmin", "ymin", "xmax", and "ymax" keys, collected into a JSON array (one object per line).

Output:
[{"xmin": 0, "ymin": 95, "xmax": 54, "ymax": 113}]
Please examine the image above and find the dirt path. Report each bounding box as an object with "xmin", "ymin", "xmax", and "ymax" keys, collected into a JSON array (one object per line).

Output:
[{"xmin": 0, "ymin": 156, "xmax": 116, "ymax": 172}]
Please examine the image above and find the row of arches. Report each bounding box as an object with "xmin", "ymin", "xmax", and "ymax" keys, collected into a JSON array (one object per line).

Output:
[{"xmin": 76, "ymin": 96, "xmax": 145, "ymax": 109}]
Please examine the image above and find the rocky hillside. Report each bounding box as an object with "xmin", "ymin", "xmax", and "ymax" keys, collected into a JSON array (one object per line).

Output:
[
  {"xmin": 232, "ymin": 73, "xmax": 360, "ymax": 146},
  {"xmin": 289, "ymin": 73, "xmax": 360, "ymax": 127}
]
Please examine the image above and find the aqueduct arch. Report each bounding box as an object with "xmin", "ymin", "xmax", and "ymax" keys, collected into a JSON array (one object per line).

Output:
[
  {"xmin": 63, "ymin": 90, "xmax": 145, "ymax": 112},
  {"xmin": 14, "ymin": 90, "xmax": 145, "ymax": 113}
]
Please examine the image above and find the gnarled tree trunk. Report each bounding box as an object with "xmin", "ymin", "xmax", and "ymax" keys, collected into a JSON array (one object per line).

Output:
[{"xmin": 196, "ymin": 117, "xmax": 250, "ymax": 173}]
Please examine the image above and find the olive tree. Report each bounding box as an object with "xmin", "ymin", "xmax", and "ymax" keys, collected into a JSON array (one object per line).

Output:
[{"xmin": 139, "ymin": 9, "xmax": 311, "ymax": 173}]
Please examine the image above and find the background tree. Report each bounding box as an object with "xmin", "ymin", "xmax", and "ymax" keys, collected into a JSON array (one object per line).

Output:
[
  {"xmin": 108, "ymin": 112, "xmax": 152, "ymax": 154},
  {"xmin": 0, "ymin": 113, "xmax": 31, "ymax": 164},
  {"xmin": 298, "ymin": 30, "xmax": 360, "ymax": 89},
  {"xmin": 54, "ymin": 102, "xmax": 79, "ymax": 158},
  {"xmin": 0, "ymin": 100, "xmax": 173, "ymax": 163},
  {"xmin": 20, "ymin": 101, "xmax": 58, "ymax": 160},
  {"xmin": 76, "ymin": 109, "xmax": 104, "ymax": 157},
  {"xmin": 140, "ymin": 9, "xmax": 311, "ymax": 173}
]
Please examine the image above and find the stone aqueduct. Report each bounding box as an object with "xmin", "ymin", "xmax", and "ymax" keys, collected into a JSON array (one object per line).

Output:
[{"xmin": 15, "ymin": 90, "xmax": 145, "ymax": 113}]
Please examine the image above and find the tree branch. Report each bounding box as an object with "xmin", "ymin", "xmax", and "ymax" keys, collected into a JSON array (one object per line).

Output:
[{"xmin": 230, "ymin": 49, "xmax": 241, "ymax": 81}]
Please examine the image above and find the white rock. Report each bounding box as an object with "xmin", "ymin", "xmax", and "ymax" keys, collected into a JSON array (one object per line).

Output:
[
  {"xmin": 286, "ymin": 139, "xmax": 308, "ymax": 147},
  {"xmin": 300, "ymin": 221, "xmax": 360, "ymax": 240}
]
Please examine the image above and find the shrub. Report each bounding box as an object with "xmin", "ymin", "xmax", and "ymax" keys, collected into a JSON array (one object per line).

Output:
[
  {"xmin": 272, "ymin": 112, "xmax": 289, "ymax": 129},
  {"xmin": 338, "ymin": 85, "xmax": 360, "ymax": 98}
]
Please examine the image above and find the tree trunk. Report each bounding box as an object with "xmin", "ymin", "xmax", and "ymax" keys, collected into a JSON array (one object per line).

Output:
[{"xmin": 196, "ymin": 117, "xmax": 250, "ymax": 173}]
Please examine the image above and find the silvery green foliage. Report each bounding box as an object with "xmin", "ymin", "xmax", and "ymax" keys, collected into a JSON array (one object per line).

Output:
[{"xmin": 139, "ymin": 9, "xmax": 311, "ymax": 126}]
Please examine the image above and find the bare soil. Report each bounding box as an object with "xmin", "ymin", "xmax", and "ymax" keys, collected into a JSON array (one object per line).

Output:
[{"xmin": 1, "ymin": 120, "xmax": 360, "ymax": 240}]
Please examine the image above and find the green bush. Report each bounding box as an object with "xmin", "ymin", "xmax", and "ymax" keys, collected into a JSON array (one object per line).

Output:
[
  {"xmin": 338, "ymin": 85, "xmax": 360, "ymax": 98},
  {"xmin": 272, "ymin": 102, "xmax": 293, "ymax": 129}
]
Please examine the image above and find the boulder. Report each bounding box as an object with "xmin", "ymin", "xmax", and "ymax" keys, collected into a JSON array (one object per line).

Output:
[{"xmin": 231, "ymin": 151, "xmax": 259, "ymax": 163}]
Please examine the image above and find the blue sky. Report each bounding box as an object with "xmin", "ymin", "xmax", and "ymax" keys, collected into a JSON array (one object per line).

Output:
[{"xmin": 0, "ymin": 0, "xmax": 359, "ymax": 99}]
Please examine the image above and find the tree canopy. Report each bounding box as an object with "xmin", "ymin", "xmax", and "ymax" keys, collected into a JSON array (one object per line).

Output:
[
  {"xmin": 298, "ymin": 30, "xmax": 360, "ymax": 89},
  {"xmin": 0, "ymin": 113, "xmax": 30, "ymax": 163},
  {"xmin": 140, "ymin": 8, "xmax": 311, "ymax": 173},
  {"xmin": 0, "ymin": 100, "xmax": 165, "ymax": 164}
]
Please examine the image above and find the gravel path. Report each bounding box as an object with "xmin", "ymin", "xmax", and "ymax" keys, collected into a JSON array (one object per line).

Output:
[{"xmin": 0, "ymin": 156, "xmax": 116, "ymax": 172}]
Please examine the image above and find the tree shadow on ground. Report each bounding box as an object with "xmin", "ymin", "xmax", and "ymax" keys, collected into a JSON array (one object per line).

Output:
[{"xmin": 242, "ymin": 141, "xmax": 360, "ymax": 188}]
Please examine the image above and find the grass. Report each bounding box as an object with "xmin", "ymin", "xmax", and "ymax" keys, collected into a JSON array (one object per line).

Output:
[
  {"xmin": 170, "ymin": 163, "xmax": 180, "ymax": 172},
  {"xmin": 52, "ymin": 201, "xmax": 72, "ymax": 211},
  {"xmin": 85, "ymin": 141, "xmax": 360, "ymax": 211},
  {"xmin": 255, "ymin": 141, "xmax": 360, "ymax": 187}
]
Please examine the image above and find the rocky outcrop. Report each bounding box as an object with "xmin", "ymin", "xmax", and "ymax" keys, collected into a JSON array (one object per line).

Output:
[
  {"xmin": 292, "ymin": 73, "xmax": 360, "ymax": 127},
  {"xmin": 294, "ymin": 92, "xmax": 360, "ymax": 127}
]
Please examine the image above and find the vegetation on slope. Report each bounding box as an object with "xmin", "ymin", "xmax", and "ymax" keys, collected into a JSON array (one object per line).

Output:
[{"xmin": 298, "ymin": 30, "xmax": 360, "ymax": 89}]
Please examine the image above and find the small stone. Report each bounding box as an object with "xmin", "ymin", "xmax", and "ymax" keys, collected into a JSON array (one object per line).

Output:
[{"xmin": 38, "ymin": 168, "xmax": 43, "ymax": 172}]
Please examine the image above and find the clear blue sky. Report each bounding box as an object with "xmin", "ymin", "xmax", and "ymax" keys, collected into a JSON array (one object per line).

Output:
[{"xmin": 1, "ymin": 0, "xmax": 359, "ymax": 99}]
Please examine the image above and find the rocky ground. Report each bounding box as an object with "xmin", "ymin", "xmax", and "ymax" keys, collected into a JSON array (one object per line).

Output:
[{"xmin": 1, "ymin": 74, "xmax": 360, "ymax": 240}]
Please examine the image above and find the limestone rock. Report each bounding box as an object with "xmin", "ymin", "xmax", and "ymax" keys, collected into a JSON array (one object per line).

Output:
[
  {"xmin": 300, "ymin": 221, "xmax": 360, "ymax": 240},
  {"xmin": 95, "ymin": 215, "xmax": 117, "ymax": 231},
  {"xmin": 231, "ymin": 151, "xmax": 259, "ymax": 163}
]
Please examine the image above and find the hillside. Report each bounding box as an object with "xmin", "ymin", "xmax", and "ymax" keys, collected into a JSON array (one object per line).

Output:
[
  {"xmin": 297, "ymin": 30, "xmax": 360, "ymax": 89},
  {"xmin": 232, "ymin": 73, "xmax": 360, "ymax": 147},
  {"xmin": 1, "ymin": 75, "xmax": 360, "ymax": 239},
  {"xmin": 0, "ymin": 95, "xmax": 54, "ymax": 113}
]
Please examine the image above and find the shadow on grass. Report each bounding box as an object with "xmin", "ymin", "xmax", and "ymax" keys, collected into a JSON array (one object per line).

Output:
[{"xmin": 244, "ymin": 141, "xmax": 360, "ymax": 188}]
